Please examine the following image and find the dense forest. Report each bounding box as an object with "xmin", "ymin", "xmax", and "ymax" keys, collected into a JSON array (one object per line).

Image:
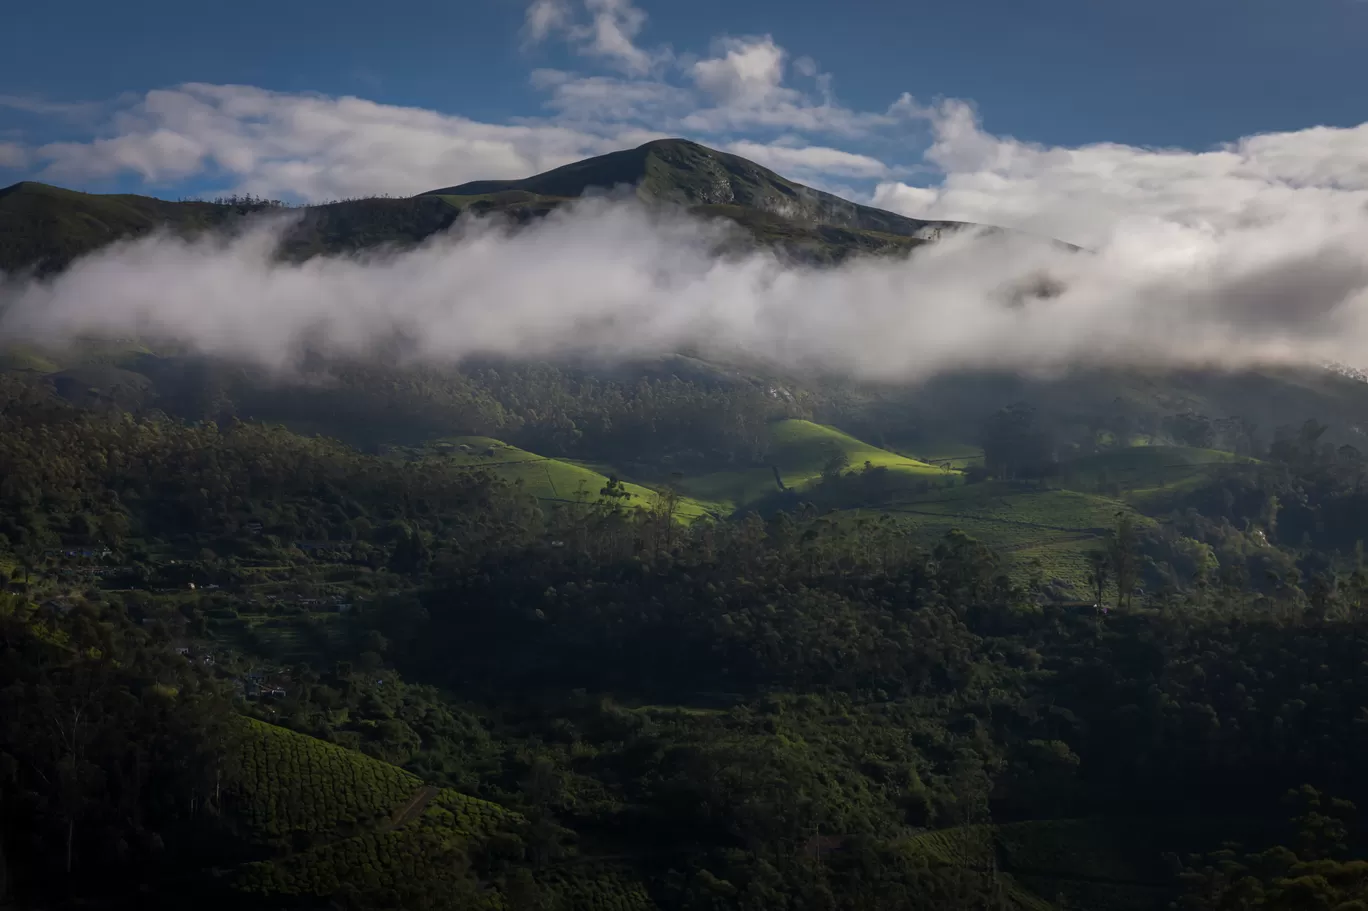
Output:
[{"xmin": 5, "ymin": 358, "xmax": 1368, "ymax": 911}]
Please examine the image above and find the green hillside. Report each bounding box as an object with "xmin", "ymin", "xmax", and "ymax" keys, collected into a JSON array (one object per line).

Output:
[
  {"xmin": 1057, "ymin": 445, "xmax": 1264, "ymax": 517},
  {"xmin": 889, "ymin": 484, "xmax": 1135, "ymax": 533},
  {"xmin": 0, "ymin": 180, "xmax": 471, "ymax": 274},
  {"xmin": 441, "ymin": 436, "xmax": 723, "ymax": 520},
  {"xmin": 905, "ymin": 364, "xmax": 1368, "ymax": 457},
  {"xmin": 677, "ymin": 418, "xmax": 949, "ymax": 510},
  {"xmin": 836, "ymin": 482, "xmax": 1141, "ymax": 591},
  {"xmin": 0, "ymin": 345, "xmax": 60, "ymax": 373},
  {"xmin": 0, "ymin": 180, "xmax": 235, "ymax": 274}
]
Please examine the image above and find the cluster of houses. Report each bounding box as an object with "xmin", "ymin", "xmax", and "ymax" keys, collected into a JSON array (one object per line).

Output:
[
  {"xmin": 44, "ymin": 547, "xmax": 113, "ymax": 559},
  {"xmin": 61, "ymin": 566, "xmax": 117, "ymax": 578},
  {"xmin": 167, "ymin": 638, "xmax": 292, "ymax": 700},
  {"xmin": 237, "ymin": 671, "xmax": 291, "ymax": 699},
  {"xmin": 171, "ymin": 641, "xmax": 216, "ymax": 665},
  {"xmin": 292, "ymin": 540, "xmax": 357, "ymax": 553},
  {"xmin": 41, "ymin": 547, "xmax": 127, "ymax": 580}
]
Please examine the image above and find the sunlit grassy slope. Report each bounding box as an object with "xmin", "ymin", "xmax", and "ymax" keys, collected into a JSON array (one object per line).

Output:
[
  {"xmin": 657, "ymin": 422, "xmax": 1164, "ymax": 593},
  {"xmin": 837, "ymin": 482, "xmax": 1145, "ymax": 591},
  {"xmin": 443, "ymin": 436, "xmax": 722, "ymax": 520},
  {"xmin": 892, "ymin": 440, "xmax": 985, "ymax": 469},
  {"xmin": 889, "ymin": 484, "xmax": 1134, "ymax": 532},
  {"xmin": 676, "ymin": 419, "xmax": 949, "ymax": 511},
  {"xmin": 816, "ymin": 440, "xmax": 1256, "ymax": 593},
  {"xmin": 0, "ymin": 346, "xmax": 60, "ymax": 373}
]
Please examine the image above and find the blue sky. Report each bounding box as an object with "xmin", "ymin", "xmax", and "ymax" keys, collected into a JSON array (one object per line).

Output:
[
  {"xmin": 5, "ymin": 0, "xmax": 1368, "ymax": 147},
  {"xmin": 2, "ymin": 0, "xmax": 1368, "ymax": 246}
]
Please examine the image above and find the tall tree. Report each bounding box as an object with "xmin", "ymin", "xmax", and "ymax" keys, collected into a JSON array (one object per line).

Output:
[
  {"xmin": 1107, "ymin": 513, "xmax": 1139, "ymax": 611},
  {"xmin": 1088, "ymin": 549, "xmax": 1110, "ymax": 611}
]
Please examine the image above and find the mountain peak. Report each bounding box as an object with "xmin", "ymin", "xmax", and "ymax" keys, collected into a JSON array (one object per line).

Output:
[
  {"xmin": 420, "ymin": 138, "xmax": 970, "ymax": 241},
  {"xmin": 0, "ymin": 180, "xmax": 79, "ymax": 200},
  {"xmin": 634, "ymin": 137, "xmax": 712, "ymax": 153}
]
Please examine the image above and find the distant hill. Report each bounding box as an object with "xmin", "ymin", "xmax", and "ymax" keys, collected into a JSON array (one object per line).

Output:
[
  {"xmin": 0, "ymin": 180, "xmax": 235, "ymax": 275},
  {"xmin": 0, "ymin": 181, "xmax": 466, "ymax": 274}
]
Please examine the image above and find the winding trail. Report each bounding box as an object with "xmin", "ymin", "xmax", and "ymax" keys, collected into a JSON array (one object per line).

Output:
[{"xmin": 383, "ymin": 785, "xmax": 441, "ymax": 830}]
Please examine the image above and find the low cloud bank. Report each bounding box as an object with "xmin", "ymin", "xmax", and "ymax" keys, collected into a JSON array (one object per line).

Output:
[{"xmin": 3, "ymin": 194, "xmax": 1368, "ymax": 381}]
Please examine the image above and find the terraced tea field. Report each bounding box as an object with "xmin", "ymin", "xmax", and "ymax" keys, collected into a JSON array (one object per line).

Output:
[{"xmin": 233, "ymin": 718, "xmax": 421, "ymax": 842}]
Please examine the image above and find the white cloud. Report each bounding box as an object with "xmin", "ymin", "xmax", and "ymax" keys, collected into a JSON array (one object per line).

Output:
[
  {"xmin": 690, "ymin": 36, "xmax": 787, "ymax": 107},
  {"xmin": 28, "ymin": 84, "xmax": 648, "ymax": 200},
  {"xmin": 725, "ymin": 140, "xmax": 889, "ymax": 180},
  {"xmin": 523, "ymin": 0, "xmax": 572, "ymax": 44},
  {"xmin": 529, "ymin": 39, "xmax": 891, "ymax": 141},
  {"xmin": 525, "ymin": 0, "xmax": 666, "ymax": 76},
  {"xmin": 524, "ymin": 4, "xmax": 889, "ymax": 139},
  {"xmin": 17, "ymin": 77, "xmax": 901, "ymax": 200},
  {"xmin": 0, "ymin": 141, "xmax": 28, "ymax": 169},
  {"xmin": 7, "ymin": 193, "xmax": 1368, "ymax": 383},
  {"xmin": 530, "ymin": 69, "xmax": 691, "ymax": 126},
  {"xmin": 677, "ymin": 99, "xmax": 892, "ymax": 138},
  {"xmin": 678, "ymin": 36, "xmax": 893, "ymax": 138},
  {"xmin": 39, "ymin": 128, "xmax": 207, "ymax": 182},
  {"xmin": 872, "ymin": 99, "xmax": 1368, "ymax": 249},
  {"xmin": 792, "ymin": 56, "xmax": 819, "ymax": 79},
  {"xmin": 577, "ymin": 0, "xmax": 661, "ymax": 75}
]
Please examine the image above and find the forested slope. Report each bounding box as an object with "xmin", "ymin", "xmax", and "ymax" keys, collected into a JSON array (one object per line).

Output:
[{"xmin": 6, "ymin": 368, "xmax": 1368, "ymax": 909}]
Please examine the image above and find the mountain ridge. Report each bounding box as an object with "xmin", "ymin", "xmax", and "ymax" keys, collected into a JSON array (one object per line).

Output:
[{"xmin": 0, "ymin": 138, "xmax": 982, "ymax": 274}]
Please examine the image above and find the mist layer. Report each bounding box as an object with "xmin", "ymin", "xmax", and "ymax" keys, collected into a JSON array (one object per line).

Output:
[{"xmin": 3, "ymin": 195, "xmax": 1367, "ymax": 380}]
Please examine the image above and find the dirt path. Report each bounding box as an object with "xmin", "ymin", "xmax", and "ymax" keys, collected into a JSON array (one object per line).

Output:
[
  {"xmin": 888, "ymin": 506, "xmax": 1104, "ymax": 535},
  {"xmin": 384, "ymin": 785, "xmax": 441, "ymax": 830},
  {"xmin": 996, "ymin": 533, "xmax": 1102, "ymax": 553}
]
